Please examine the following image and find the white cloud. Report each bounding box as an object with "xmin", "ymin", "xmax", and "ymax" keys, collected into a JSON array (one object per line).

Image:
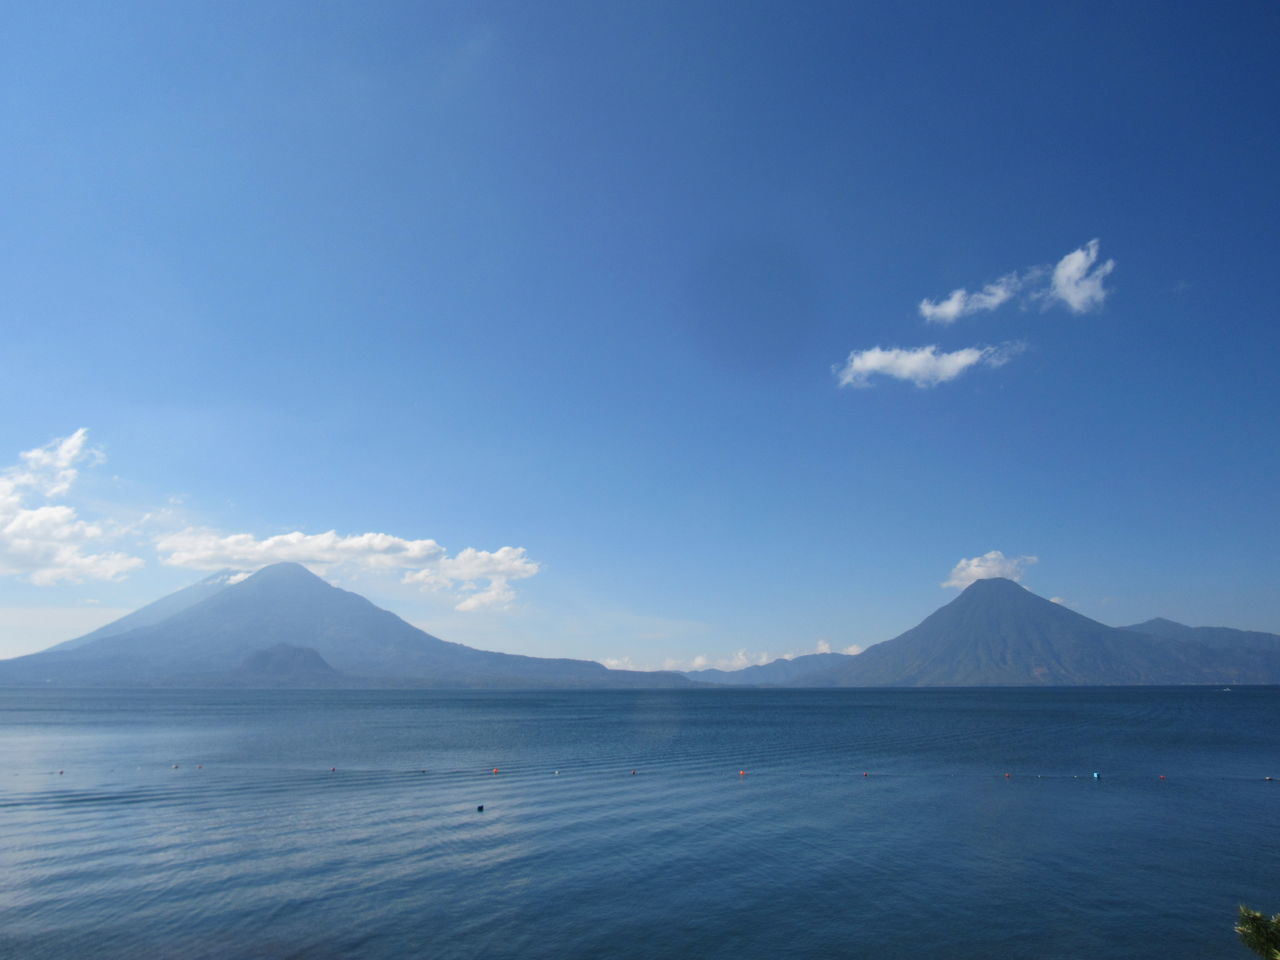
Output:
[
  {"xmin": 942, "ymin": 550, "xmax": 1037, "ymax": 589},
  {"xmin": 13, "ymin": 428, "xmax": 104, "ymax": 496},
  {"xmin": 1050, "ymin": 596, "xmax": 1068, "ymax": 606},
  {"xmin": 1050, "ymin": 238, "xmax": 1115, "ymax": 313},
  {"xmin": 916, "ymin": 241, "xmax": 1114, "ymax": 323},
  {"xmin": 0, "ymin": 430, "xmax": 143, "ymax": 585},
  {"xmin": 154, "ymin": 528, "xmax": 538, "ymax": 611},
  {"xmin": 726, "ymin": 648, "xmax": 773, "ymax": 669},
  {"xmin": 919, "ymin": 274, "xmax": 1020, "ymax": 325},
  {"xmin": 843, "ymin": 644, "xmax": 865, "ymax": 655},
  {"xmin": 835, "ymin": 341, "xmax": 1023, "ymax": 388},
  {"xmin": 815, "ymin": 639, "xmax": 831, "ymax": 654}
]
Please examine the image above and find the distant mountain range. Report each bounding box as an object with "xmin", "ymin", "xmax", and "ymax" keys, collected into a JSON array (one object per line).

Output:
[
  {"xmin": 2, "ymin": 566, "xmax": 1277, "ymax": 688},
  {"xmin": 0, "ymin": 563, "xmax": 691, "ymax": 689},
  {"xmin": 684, "ymin": 578, "xmax": 1280, "ymax": 687}
]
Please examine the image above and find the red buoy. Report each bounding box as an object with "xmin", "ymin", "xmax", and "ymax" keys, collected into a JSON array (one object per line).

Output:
[
  {"xmin": 492, "ymin": 768, "xmax": 499, "ymax": 775},
  {"xmin": 739, "ymin": 770, "xmax": 745, "ymax": 776}
]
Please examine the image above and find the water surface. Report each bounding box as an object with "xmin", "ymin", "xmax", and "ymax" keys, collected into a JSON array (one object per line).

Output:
[{"xmin": 1, "ymin": 687, "xmax": 1276, "ymax": 958}]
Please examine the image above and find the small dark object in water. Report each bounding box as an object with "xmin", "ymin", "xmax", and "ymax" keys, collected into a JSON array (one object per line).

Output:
[{"xmin": 477, "ymin": 804, "xmax": 484, "ymax": 812}]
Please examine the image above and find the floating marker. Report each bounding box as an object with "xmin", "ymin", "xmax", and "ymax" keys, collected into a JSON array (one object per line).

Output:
[
  {"xmin": 58, "ymin": 770, "xmax": 64, "ymax": 775},
  {"xmin": 330, "ymin": 767, "xmax": 336, "ymax": 772},
  {"xmin": 631, "ymin": 770, "xmax": 637, "ymax": 776},
  {"xmin": 1004, "ymin": 773, "xmax": 1011, "ymax": 778},
  {"xmin": 477, "ymin": 805, "xmax": 484, "ymax": 812},
  {"xmin": 863, "ymin": 772, "xmax": 869, "ymax": 777},
  {"xmin": 1092, "ymin": 772, "xmax": 1100, "ymax": 780},
  {"xmin": 1159, "ymin": 775, "xmax": 1165, "ymax": 780},
  {"xmin": 492, "ymin": 768, "xmax": 499, "ymax": 775},
  {"xmin": 554, "ymin": 770, "xmax": 560, "ymax": 775},
  {"xmin": 739, "ymin": 770, "xmax": 746, "ymax": 776}
]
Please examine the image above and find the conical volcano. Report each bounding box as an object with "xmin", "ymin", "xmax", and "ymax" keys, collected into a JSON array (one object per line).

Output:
[
  {"xmin": 0, "ymin": 562, "xmax": 690, "ymax": 689},
  {"xmin": 795, "ymin": 578, "xmax": 1250, "ymax": 686}
]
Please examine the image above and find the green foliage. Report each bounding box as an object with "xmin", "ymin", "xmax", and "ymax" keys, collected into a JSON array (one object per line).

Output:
[{"xmin": 1236, "ymin": 905, "xmax": 1280, "ymax": 959}]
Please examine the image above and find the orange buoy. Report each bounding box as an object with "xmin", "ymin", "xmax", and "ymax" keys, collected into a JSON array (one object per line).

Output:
[
  {"xmin": 739, "ymin": 770, "xmax": 745, "ymax": 776},
  {"xmin": 492, "ymin": 768, "xmax": 499, "ymax": 775}
]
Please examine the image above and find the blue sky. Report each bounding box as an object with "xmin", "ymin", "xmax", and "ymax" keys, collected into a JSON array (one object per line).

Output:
[{"xmin": 2, "ymin": 1, "xmax": 1277, "ymax": 667}]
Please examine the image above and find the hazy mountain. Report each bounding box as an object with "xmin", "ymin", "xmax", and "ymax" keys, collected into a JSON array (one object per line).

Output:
[
  {"xmin": 789, "ymin": 578, "xmax": 1280, "ymax": 686},
  {"xmin": 0, "ymin": 563, "xmax": 690, "ymax": 689},
  {"xmin": 683, "ymin": 652, "xmax": 851, "ymax": 685},
  {"xmin": 1119, "ymin": 617, "xmax": 1280, "ymax": 652},
  {"xmin": 42, "ymin": 569, "xmax": 244, "ymax": 652}
]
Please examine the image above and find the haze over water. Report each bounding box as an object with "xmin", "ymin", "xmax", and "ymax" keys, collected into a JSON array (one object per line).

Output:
[{"xmin": 2, "ymin": 687, "xmax": 1276, "ymax": 959}]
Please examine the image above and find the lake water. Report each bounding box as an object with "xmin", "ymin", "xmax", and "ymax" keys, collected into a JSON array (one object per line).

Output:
[{"xmin": 1, "ymin": 687, "xmax": 1276, "ymax": 959}]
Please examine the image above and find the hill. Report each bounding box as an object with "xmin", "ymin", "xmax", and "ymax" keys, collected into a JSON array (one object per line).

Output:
[{"xmin": 1119, "ymin": 617, "xmax": 1280, "ymax": 652}]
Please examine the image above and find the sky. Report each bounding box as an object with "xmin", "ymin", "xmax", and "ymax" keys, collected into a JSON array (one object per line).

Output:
[{"xmin": 2, "ymin": 1, "xmax": 1278, "ymax": 669}]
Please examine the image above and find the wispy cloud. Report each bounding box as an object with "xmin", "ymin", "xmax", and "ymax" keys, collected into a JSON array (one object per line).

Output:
[
  {"xmin": 154, "ymin": 529, "xmax": 538, "ymax": 611},
  {"xmin": 1050, "ymin": 239, "xmax": 1115, "ymax": 313},
  {"xmin": 0, "ymin": 430, "xmax": 143, "ymax": 585},
  {"xmin": 918, "ymin": 240, "xmax": 1114, "ymax": 323},
  {"xmin": 920, "ymin": 274, "xmax": 1021, "ymax": 325},
  {"xmin": 942, "ymin": 550, "xmax": 1037, "ymax": 589},
  {"xmin": 835, "ymin": 342, "xmax": 1024, "ymax": 389}
]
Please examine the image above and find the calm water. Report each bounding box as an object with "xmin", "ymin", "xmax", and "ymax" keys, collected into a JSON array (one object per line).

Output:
[{"xmin": 1, "ymin": 687, "xmax": 1276, "ymax": 959}]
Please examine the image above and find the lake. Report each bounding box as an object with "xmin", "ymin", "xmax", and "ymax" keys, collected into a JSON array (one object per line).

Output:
[{"xmin": 1, "ymin": 687, "xmax": 1276, "ymax": 959}]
